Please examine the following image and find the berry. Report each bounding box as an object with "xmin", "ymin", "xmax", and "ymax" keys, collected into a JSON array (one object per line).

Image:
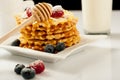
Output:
[
  {"xmin": 11, "ymin": 39, "xmax": 20, "ymax": 46},
  {"xmin": 14, "ymin": 64, "xmax": 25, "ymax": 74},
  {"xmin": 21, "ymin": 67, "xmax": 35, "ymax": 79},
  {"xmin": 29, "ymin": 60, "xmax": 45, "ymax": 74},
  {"xmin": 26, "ymin": 7, "xmax": 32, "ymax": 17},
  {"xmin": 55, "ymin": 42, "xmax": 65, "ymax": 52},
  {"xmin": 51, "ymin": 10, "xmax": 64, "ymax": 18},
  {"xmin": 44, "ymin": 44, "xmax": 55, "ymax": 53}
]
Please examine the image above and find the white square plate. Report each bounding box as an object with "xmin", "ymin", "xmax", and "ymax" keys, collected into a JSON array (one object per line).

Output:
[{"xmin": 0, "ymin": 35, "xmax": 107, "ymax": 62}]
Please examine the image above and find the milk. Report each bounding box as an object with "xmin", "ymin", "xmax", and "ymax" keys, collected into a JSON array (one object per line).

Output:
[{"xmin": 82, "ymin": 0, "xmax": 112, "ymax": 34}]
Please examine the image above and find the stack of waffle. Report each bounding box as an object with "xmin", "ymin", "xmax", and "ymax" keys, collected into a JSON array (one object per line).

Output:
[{"xmin": 15, "ymin": 10, "xmax": 80, "ymax": 51}]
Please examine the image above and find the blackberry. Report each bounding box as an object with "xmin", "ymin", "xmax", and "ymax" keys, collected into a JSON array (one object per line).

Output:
[
  {"xmin": 44, "ymin": 44, "xmax": 55, "ymax": 53},
  {"xmin": 14, "ymin": 64, "xmax": 25, "ymax": 74},
  {"xmin": 11, "ymin": 39, "xmax": 20, "ymax": 46},
  {"xmin": 55, "ymin": 42, "xmax": 65, "ymax": 52},
  {"xmin": 21, "ymin": 67, "xmax": 35, "ymax": 79}
]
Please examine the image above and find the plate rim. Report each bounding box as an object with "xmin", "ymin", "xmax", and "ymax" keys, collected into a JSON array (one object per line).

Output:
[{"xmin": 0, "ymin": 35, "xmax": 107, "ymax": 62}]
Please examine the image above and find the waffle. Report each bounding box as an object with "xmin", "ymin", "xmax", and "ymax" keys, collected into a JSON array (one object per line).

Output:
[
  {"xmin": 20, "ymin": 35, "xmax": 80, "ymax": 51},
  {"xmin": 15, "ymin": 6, "xmax": 80, "ymax": 52},
  {"xmin": 20, "ymin": 20, "xmax": 76, "ymax": 34},
  {"xmin": 15, "ymin": 13, "xmax": 26, "ymax": 25},
  {"xmin": 20, "ymin": 26, "xmax": 78, "ymax": 40}
]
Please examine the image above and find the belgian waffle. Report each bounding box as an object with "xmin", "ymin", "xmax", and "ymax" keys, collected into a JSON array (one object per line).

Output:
[
  {"xmin": 20, "ymin": 21, "xmax": 75, "ymax": 36},
  {"xmin": 20, "ymin": 35, "xmax": 80, "ymax": 51},
  {"xmin": 20, "ymin": 26, "xmax": 78, "ymax": 40},
  {"xmin": 15, "ymin": 5, "xmax": 80, "ymax": 52}
]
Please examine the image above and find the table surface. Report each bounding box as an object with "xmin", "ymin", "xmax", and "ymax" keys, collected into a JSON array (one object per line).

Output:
[{"xmin": 0, "ymin": 10, "xmax": 120, "ymax": 80}]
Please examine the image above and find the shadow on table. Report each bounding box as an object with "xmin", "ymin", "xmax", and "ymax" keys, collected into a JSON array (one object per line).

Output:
[
  {"xmin": 45, "ymin": 46, "xmax": 112, "ymax": 77},
  {"xmin": 0, "ymin": 48, "xmax": 35, "ymax": 63},
  {"xmin": 110, "ymin": 33, "xmax": 120, "ymax": 40},
  {"xmin": 0, "ymin": 45, "xmax": 112, "ymax": 79},
  {"xmin": 109, "ymin": 33, "xmax": 120, "ymax": 50}
]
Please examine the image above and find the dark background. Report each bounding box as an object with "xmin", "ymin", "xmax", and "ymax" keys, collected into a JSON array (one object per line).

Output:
[{"xmin": 33, "ymin": 0, "xmax": 120, "ymax": 10}]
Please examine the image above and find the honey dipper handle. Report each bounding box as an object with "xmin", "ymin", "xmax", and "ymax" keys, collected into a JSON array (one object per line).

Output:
[{"xmin": 0, "ymin": 16, "xmax": 34, "ymax": 44}]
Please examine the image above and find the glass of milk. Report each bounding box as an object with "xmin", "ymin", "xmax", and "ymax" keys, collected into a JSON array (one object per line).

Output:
[{"xmin": 82, "ymin": 0, "xmax": 113, "ymax": 34}]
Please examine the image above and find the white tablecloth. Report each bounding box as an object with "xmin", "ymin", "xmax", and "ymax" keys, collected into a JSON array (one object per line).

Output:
[{"xmin": 0, "ymin": 10, "xmax": 120, "ymax": 80}]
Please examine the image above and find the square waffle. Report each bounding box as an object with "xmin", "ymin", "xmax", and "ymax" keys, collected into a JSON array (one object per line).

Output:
[{"xmin": 15, "ymin": 6, "xmax": 80, "ymax": 52}]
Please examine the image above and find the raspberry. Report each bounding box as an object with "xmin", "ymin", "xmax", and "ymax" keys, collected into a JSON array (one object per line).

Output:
[
  {"xmin": 26, "ymin": 7, "xmax": 32, "ymax": 17},
  {"xmin": 29, "ymin": 60, "xmax": 45, "ymax": 74},
  {"xmin": 51, "ymin": 10, "xmax": 64, "ymax": 18}
]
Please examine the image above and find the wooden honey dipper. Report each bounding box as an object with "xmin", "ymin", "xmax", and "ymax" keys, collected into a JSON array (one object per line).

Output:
[{"xmin": 0, "ymin": 2, "xmax": 52, "ymax": 44}]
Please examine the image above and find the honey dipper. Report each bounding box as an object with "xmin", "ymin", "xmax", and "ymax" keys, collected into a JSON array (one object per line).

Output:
[{"xmin": 0, "ymin": 2, "xmax": 52, "ymax": 44}]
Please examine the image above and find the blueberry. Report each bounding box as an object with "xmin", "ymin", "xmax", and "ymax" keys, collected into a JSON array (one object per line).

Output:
[
  {"xmin": 11, "ymin": 39, "xmax": 20, "ymax": 46},
  {"xmin": 44, "ymin": 44, "xmax": 55, "ymax": 53},
  {"xmin": 14, "ymin": 64, "xmax": 25, "ymax": 74},
  {"xmin": 21, "ymin": 67, "xmax": 35, "ymax": 79},
  {"xmin": 55, "ymin": 42, "xmax": 65, "ymax": 52}
]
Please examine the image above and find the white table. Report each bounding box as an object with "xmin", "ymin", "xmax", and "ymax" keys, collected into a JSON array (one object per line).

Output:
[{"xmin": 0, "ymin": 11, "xmax": 120, "ymax": 80}]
